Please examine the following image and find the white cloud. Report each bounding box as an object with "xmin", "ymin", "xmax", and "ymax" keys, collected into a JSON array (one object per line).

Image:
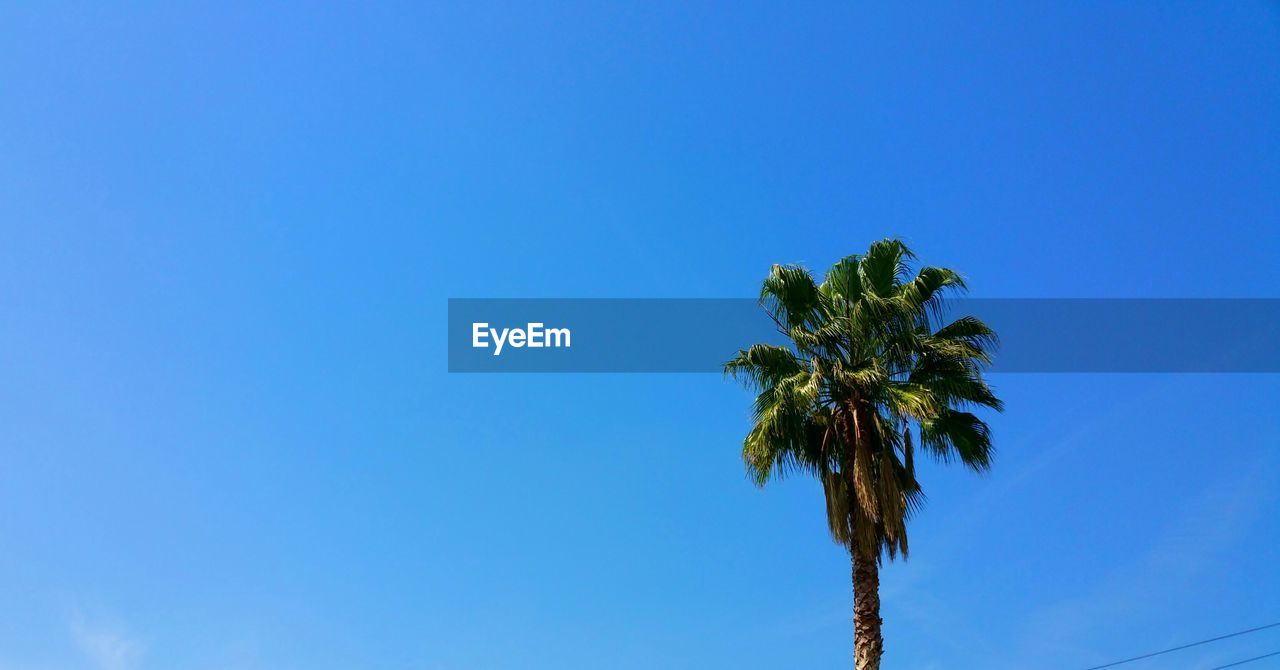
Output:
[{"xmin": 70, "ymin": 616, "xmax": 143, "ymax": 670}]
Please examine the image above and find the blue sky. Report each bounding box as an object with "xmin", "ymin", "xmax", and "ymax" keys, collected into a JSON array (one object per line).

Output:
[{"xmin": 1, "ymin": 2, "xmax": 1279, "ymax": 669}]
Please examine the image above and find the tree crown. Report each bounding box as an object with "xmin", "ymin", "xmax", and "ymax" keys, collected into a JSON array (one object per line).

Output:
[{"xmin": 725, "ymin": 239, "xmax": 1003, "ymax": 560}]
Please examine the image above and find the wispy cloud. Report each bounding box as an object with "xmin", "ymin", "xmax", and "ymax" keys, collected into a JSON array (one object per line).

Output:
[
  {"xmin": 999, "ymin": 446, "xmax": 1279, "ymax": 667},
  {"xmin": 70, "ymin": 615, "xmax": 144, "ymax": 670}
]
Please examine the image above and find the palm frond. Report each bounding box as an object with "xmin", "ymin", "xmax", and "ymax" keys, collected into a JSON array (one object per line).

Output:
[
  {"xmin": 760, "ymin": 264, "xmax": 823, "ymax": 332},
  {"xmin": 919, "ymin": 410, "xmax": 995, "ymax": 472}
]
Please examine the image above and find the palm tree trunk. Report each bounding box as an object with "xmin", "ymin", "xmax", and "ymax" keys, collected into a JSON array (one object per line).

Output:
[{"xmin": 852, "ymin": 550, "xmax": 883, "ymax": 670}]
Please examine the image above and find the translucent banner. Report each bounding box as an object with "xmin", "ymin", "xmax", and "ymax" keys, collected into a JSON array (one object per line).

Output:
[{"xmin": 447, "ymin": 299, "xmax": 1280, "ymax": 373}]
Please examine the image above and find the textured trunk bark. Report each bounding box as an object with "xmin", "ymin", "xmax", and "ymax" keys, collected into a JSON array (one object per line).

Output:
[{"xmin": 852, "ymin": 551, "xmax": 883, "ymax": 670}]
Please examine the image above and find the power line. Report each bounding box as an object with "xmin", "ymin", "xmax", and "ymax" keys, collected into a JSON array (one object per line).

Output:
[
  {"xmin": 1207, "ymin": 650, "xmax": 1280, "ymax": 669},
  {"xmin": 1082, "ymin": 621, "xmax": 1280, "ymax": 670}
]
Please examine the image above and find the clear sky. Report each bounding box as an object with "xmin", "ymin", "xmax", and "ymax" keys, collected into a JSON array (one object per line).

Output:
[{"xmin": 2, "ymin": 3, "xmax": 1279, "ymax": 669}]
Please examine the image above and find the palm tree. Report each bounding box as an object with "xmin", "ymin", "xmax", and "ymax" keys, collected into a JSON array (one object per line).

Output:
[{"xmin": 725, "ymin": 239, "xmax": 1002, "ymax": 670}]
